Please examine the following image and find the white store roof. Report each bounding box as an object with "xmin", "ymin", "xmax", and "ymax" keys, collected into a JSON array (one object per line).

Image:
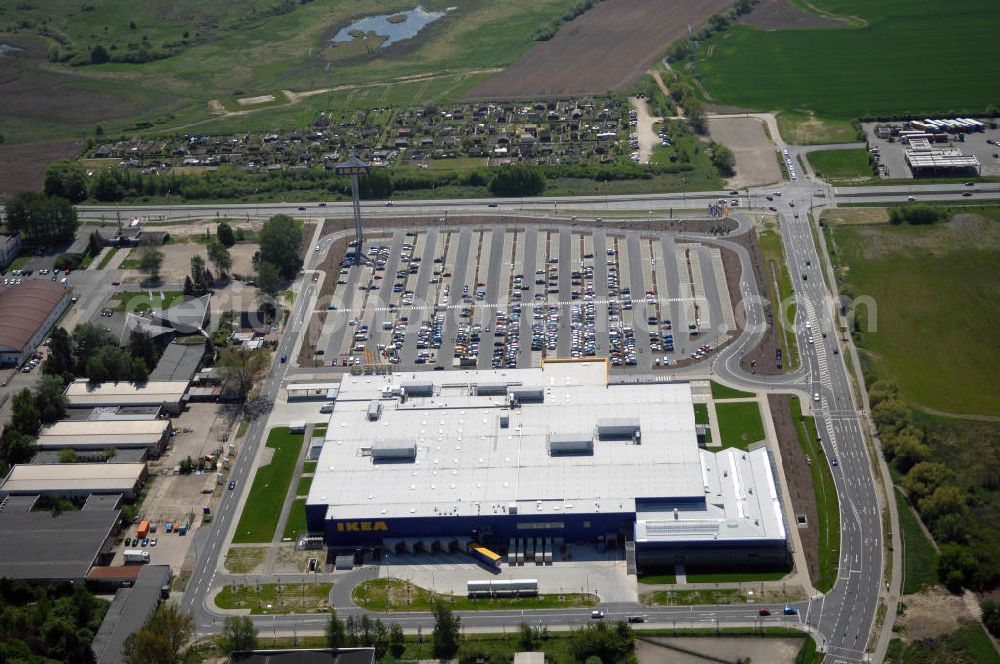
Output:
[{"xmin": 310, "ymin": 362, "xmax": 705, "ymax": 521}]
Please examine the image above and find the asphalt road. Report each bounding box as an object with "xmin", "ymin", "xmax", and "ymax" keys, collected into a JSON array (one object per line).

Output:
[{"xmin": 103, "ymin": 175, "xmax": 996, "ymax": 659}]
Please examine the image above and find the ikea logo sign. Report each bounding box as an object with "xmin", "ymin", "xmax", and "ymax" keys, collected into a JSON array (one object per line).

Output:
[{"xmin": 336, "ymin": 521, "xmax": 388, "ymax": 532}]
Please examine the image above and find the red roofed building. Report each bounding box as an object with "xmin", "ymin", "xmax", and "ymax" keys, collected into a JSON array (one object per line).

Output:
[{"xmin": 0, "ymin": 280, "xmax": 71, "ymax": 366}]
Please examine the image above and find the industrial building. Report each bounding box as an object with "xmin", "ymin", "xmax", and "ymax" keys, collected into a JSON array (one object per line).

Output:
[
  {"xmin": 0, "ymin": 280, "xmax": 72, "ymax": 366},
  {"xmin": 305, "ymin": 361, "xmax": 788, "ymax": 571},
  {"xmin": 0, "ymin": 462, "xmax": 148, "ymax": 500},
  {"xmin": 35, "ymin": 419, "xmax": 171, "ymax": 454},
  {"xmin": 65, "ymin": 379, "xmax": 189, "ymax": 414},
  {"xmin": 0, "ymin": 509, "xmax": 121, "ymax": 582},
  {"xmin": 0, "ymin": 232, "xmax": 21, "ymax": 269},
  {"xmin": 905, "ymin": 147, "xmax": 981, "ymax": 176},
  {"xmin": 148, "ymin": 341, "xmax": 206, "ymax": 382},
  {"xmin": 90, "ymin": 565, "xmax": 172, "ymax": 664}
]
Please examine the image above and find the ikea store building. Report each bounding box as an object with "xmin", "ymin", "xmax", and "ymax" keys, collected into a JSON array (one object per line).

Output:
[{"xmin": 305, "ymin": 361, "xmax": 788, "ymax": 571}]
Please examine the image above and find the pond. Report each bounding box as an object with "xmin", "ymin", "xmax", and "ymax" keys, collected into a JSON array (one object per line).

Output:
[
  {"xmin": 330, "ymin": 5, "xmax": 445, "ymax": 49},
  {"xmin": 0, "ymin": 43, "xmax": 24, "ymax": 56}
]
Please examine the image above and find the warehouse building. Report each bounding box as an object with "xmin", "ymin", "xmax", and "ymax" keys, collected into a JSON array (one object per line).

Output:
[
  {"xmin": 0, "ymin": 280, "xmax": 72, "ymax": 366},
  {"xmin": 65, "ymin": 379, "xmax": 189, "ymax": 415},
  {"xmin": 0, "ymin": 508, "xmax": 121, "ymax": 582},
  {"xmin": 306, "ymin": 361, "xmax": 788, "ymax": 571},
  {"xmin": 35, "ymin": 419, "xmax": 171, "ymax": 455},
  {"xmin": 0, "ymin": 462, "xmax": 148, "ymax": 501},
  {"xmin": 91, "ymin": 565, "xmax": 172, "ymax": 664}
]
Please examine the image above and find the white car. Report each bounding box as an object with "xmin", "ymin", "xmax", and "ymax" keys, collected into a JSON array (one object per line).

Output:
[{"xmin": 813, "ymin": 392, "xmax": 820, "ymax": 402}]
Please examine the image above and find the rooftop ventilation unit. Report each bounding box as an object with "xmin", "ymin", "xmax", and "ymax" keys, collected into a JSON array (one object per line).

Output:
[
  {"xmin": 367, "ymin": 400, "xmax": 383, "ymax": 421},
  {"xmin": 367, "ymin": 441, "xmax": 417, "ymax": 462},
  {"xmin": 507, "ymin": 387, "xmax": 544, "ymax": 403},
  {"xmin": 596, "ymin": 418, "xmax": 641, "ymax": 439},
  {"xmin": 401, "ymin": 381, "xmax": 434, "ymax": 397},
  {"xmin": 473, "ymin": 382, "xmax": 509, "ymax": 396},
  {"xmin": 548, "ymin": 433, "xmax": 594, "ymax": 456}
]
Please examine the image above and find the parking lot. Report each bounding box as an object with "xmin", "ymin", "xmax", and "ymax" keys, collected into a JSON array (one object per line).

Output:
[
  {"xmin": 304, "ymin": 224, "xmax": 738, "ymax": 373},
  {"xmin": 862, "ymin": 122, "xmax": 1000, "ymax": 178}
]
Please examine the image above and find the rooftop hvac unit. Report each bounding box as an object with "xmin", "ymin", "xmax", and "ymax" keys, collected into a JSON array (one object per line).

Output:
[
  {"xmin": 499, "ymin": 409, "xmax": 510, "ymax": 429},
  {"xmin": 548, "ymin": 432, "xmax": 594, "ymax": 456},
  {"xmin": 368, "ymin": 441, "xmax": 417, "ymax": 462},
  {"xmin": 400, "ymin": 381, "xmax": 433, "ymax": 397},
  {"xmin": 507, "ymin": 387, "xmax": 544, "ymax": 403},
  {"xmin": 474, "ymin": 382, "xmax": 509, "ymax": 396},
  {"xmin": 367, "ymin": 400, "xmax": 383, "ymax": 421},
  {"xmin": 596, "ymin": 418, "xmax": 641, "ymax": 439}
]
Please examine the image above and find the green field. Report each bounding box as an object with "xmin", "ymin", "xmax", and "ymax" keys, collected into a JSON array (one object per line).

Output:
[
  {"xmin": 710, "ymin": 381, "xmax": 754, "ymax": 400},
  {"xmin": 233, "ymin": 428, "xmax": 305, "ymax": 544},
  {"xmin": 777, "ymin": 112, "xmax": 860, "ymax": 145},
  {"xmin": 215, "ymin": 582, "xmax": 332, "ymax": 614},
  {"xmin": 715, "ymin": 402, "xmax": 766, "ymax": 450},
  {"xmin": 806, "ymin": 149, "xmax": 874, "ymax": 181},
  {"xmin": 637, "ymin": 573, "xmax": 677, "ymax": 585},
  {"xmin": 895, "ymin": 488, "xmax": 939, "ymax": 595},
  {"xmin": 757, "ymin": 225, "xmax": 800, "ymax": 370},
  {"xmin": 352, "ymin": 579, "xmax": 598, "ymax": 612},
  {"xmin": 283, "ymin": 498, "xmax": 309, "ymax": 540},
  {"xmin": 694, "ymin": 0, "xmax": 1000, "ymax": 118},
  {"xmin": 0, "ymin": 0, "xmax": 598, "ymax": 143},
  {"xmin": 790, "ymin": 396, "xmax": 840, "ymax": 593},
  {"xmin": 829, "ymin": 209, "xmax": 1000, "ymax": 415},
  {"xmin": 886, "ymin": 622, "xmax": 1000, "ymax": 664}
]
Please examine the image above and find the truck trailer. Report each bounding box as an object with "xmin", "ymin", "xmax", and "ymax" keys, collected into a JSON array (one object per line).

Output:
[
  {"xmin": 136, "ymin": 520, "xmax": 150, "ymax": 539},
  {"xmin": 124, "ymin": 549, "xmax": 150, "ymax": 564}
]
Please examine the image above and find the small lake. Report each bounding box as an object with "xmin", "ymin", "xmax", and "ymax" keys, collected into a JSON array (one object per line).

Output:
[
  {"xmin": 0, "ymin": 43, "xmax": 24, "ymax": 56},
  {"xmin": 330, "ymin": 6, "xmax": 445, "ymax": 49}
]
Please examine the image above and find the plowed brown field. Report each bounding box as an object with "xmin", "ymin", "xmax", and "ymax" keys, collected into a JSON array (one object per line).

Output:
[{"xmin": 465, "ymin": 0, "xmax": 734, "ymax": 100}]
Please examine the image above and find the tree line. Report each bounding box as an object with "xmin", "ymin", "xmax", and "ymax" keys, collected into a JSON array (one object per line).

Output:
[
  {"xmin": 48, "ymin": 156, "xmax": 699, "ymax": 205},
  {"xmin": 869, "ymin": 381, "xmax": 1000, "ymax": 593},
  {"xmin": 0, "ymin": 578, "xmax": 108, "ymax": 663}
]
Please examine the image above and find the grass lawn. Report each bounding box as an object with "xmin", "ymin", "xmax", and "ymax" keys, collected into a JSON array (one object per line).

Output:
[
  {"xmin": 352, "ymin": 578, "xmax": 597, "ymax": 612},
  {"xmin": 886, "ymin": 622, "xmax": 1000, "ymax": 664},
  {"xmin": 829, "ymin": 208, "xmax": 1000, "ymax": 415},
  {"xmin": 282, "ymin": 499, "xmax": 308, "ymax": 540},
  {"xmin": 296, "ymin": 476, "xmax": 313, "ymax": 497},
  {"xmin": 777, "ymin": 112, "xmax": 860, "ymax": 145},
  {"xmin": 637, "ymin": 573, "xmax": 678, "ymax": 585},
  {"xmin": 111, "ymin": 291, "xmax": 186, "ymax": 312},
  {"xmin": 224, "ymin": 547, "xmax": 267, "ymax": 574},
  {"xmin": 96, "ymin": 246, "xmax": 119, "ymax": 270},
  {"xmin": 694, "ymin": 0, "xmax": 1000, "ymax": 119},
  {"xmin": 232, "ymin": 427, "xmax": 305, "ymax": 544},
  {"xmin": 757, "ymin": 225, "xmax": 799, "ymax": 370},
  {"xmin": 302, "ymin": 460, "xmax": 317, "ymax": 474},
  {"xmin": 790, "ymin": 396, "xmax": 840, "ymax": 593},
  {"xmin": 215, "ymin": 582, "xmax": 332, "ymax": 615},
  {"xmin": 895, "ymin": 488, "xmax": 939, "ymax": 595},
  {"xmin": 715, "ymin": 402, "xmax": 766, "ymax": 450},
  {"xmin": 820, "ymin": 207, "xmax": 890, "ymax": 226},
  {"xmin": 693, "ymin": 403, "xmax": 709, "ymax": 425},
  {"xmin": 685, "ymin": 570, "xmax": 790, "ymax": 584},
  {"xmin": 807, "ymin": 149, "xmax": 874, "ymax": 181},
  {"xmin": 710, "ymin": 380, "xmax": 754, "ymax": 400},
  {"xmin": 8, "ymin": 256, "xmax": 31, "ymax": 270}
]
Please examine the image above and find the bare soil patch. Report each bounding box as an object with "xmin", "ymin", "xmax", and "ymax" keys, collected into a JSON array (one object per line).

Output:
[
  {"xmin": 707, "ymin": 117, "xmax": 781, "ymax": 188},
  {"xmin": 0, "ymin": 139, "xmax": 83, "ymax": 198},
  {"xmin": 465, "ymin": 0, "xmax": 734, "ymax": 99},
  {"xmin": 637, "ymin": 636, "xmax": 803, "ymax": 664},
  {"xmin": 740, "ymin": 0, "xmax": 849, "ymax": 30},
  {"xmin": 120, "ymin": 242, "xmax": 257, "ymax": 284},
  {"xmin": 897, "ymin": 587, "xmax": 979, "ymax": 642},
  {"xmin": 768, "ymin": 394, "xmax": 820, "ymax": 584}
]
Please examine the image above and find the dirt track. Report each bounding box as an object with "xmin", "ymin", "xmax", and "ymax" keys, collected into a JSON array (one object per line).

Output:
[
  {"xmin": 465, "ymin": 0, "xmax": 734, "ymax": 100},
  {"xmin": 740, "ymin": 0, "xmax": 849, "ymax": 30}
]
